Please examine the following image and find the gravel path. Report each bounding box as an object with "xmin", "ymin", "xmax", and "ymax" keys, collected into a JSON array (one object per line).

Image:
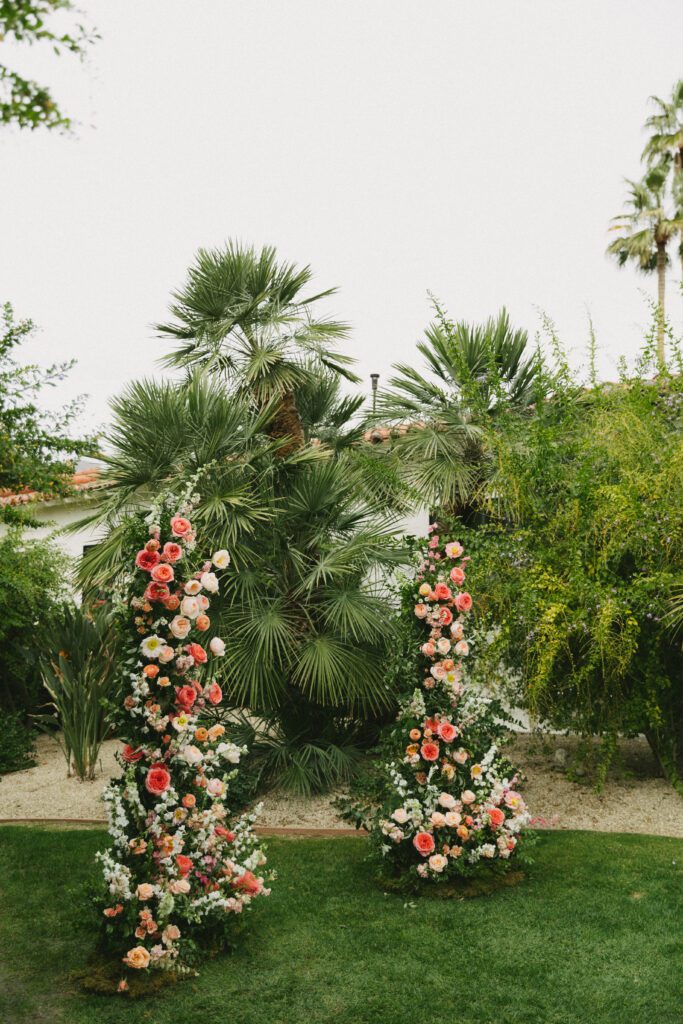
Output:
[{"xmin": 1, "ymin": 732, "xmax": 681, "ymax": 837}]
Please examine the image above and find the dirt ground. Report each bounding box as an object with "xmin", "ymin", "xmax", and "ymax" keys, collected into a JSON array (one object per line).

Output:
[{"xmin": 1, "ymin": 732, "xmax": 681, "ymax": 837}]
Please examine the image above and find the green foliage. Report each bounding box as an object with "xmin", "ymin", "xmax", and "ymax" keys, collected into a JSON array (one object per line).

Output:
[
  {"xmin": 452, "ymin": 324, "xmax": 683, "ymax": 786},
  {"xmin": 40, "ymin": 604, "xmax": 117, "ymax": 780},
  {"xmin": 0, "ymin": 711, "xmax": 36, "ymax": 773},
  {"xmin": 0, "ymin": 302, "xmax": 93, "ymax": 499},
  {"xmin": 0, "ymin": 526, "xmax": 70, "ymax": 716},
  {"xmin": 0, "ymin": 1, "xmax": 96, "ymax": 131},
  {"xmin": 375, "ymin": 304, "xmax": 547, "ymax": 515}
]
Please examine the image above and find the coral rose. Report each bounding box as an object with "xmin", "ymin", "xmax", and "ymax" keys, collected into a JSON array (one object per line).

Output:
[
  {"xmin": 207, "ymin": 681, "xmax": 222, "ymax": 705},
  {"xmin": 135, "ymin": 549, "xmax": 160, "ymax": 572},
  {"xmin": 420, "ymin": 741, "xmax": 439, "ymax": 761},
  {"xmin": 145, "ymin": 765, "xmax": 171, "ymax": 796},
  {"xmin": 170, "ymin": 516, "xmax": 192, "ymax": 537},
  {"xmin": 175, "ymin": 685, "xmax": 196, "ymax": 710},
  {"xmin": 151, "ymin": 563, "xmax": 174, "ymax": 584},
  {"xmin": 123, "ymin": 946, "xmax": 151, "ymax": 970},
  {"xmin": 413, "ymin": 831, "xmax": 435, "ymax": 856},
  {"xmin": 215, "ymin": 825, "xmax": 235, "ymax": 841},
  {"xmin": 122, "ymin": 744, "xmax": 143, "ymax": 763},
  {"xmin": 488, "ymin": 807, "xmax": 505, "ymax": 827},
  {"xmin": 175, "ymin": 854, "xmax": 193, "ymax": 876},
  {"xmin": 196, "ymin": 614, "xmax": 210, "ymax": 631},
  {"xmin": 433, "ymin": 582, "xmax": 451, "ymax": 601},
  {"xmin": 181, "ymin": 793, "xmax": 196, "ymax": 808},
  {"xmin": 163, "ymin": 594, "xmax": 180, "ymax": 612},
  {"xmin": 438, "ymin": 606, "xmax": 453, "ymax": 626},
  {"xmin": 186, "ymin": 642, "xmax": 207, "ymax": 665},
  {"xmin": 449, "ymin": 566, "xmax": 465, "ymax": 585},
  {"xmin": 144, "ymin": 582, "xmax": 170, "ymax": 603},
  {"xmin": 232, "ymin": 870, "xmax": 261, "ymax": 895},
  {"xmin": 455, "ymin": 592, "xmax": 472, "ymax": 613}
]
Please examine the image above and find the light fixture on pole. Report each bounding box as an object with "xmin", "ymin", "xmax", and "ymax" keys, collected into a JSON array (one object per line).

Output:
[{"xmin": 370, "ymin": 373, "xmax": 379, "ymax": 415}]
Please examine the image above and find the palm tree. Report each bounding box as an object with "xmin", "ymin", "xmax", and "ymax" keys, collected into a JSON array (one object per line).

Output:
[
  {"xmin": 375, "ymin": 306, "xmax": 544, "ymax": 518},
  {"xmin": 158, "ymin": 242, "xmax": 357, "ymax": 456},
  {"xmin": 643, "ymin": 80, "xmax": 683, "ymax": 282},
  {"xmin": 607, "ymin": 167, "xmax": 683, "ymax": 363}
]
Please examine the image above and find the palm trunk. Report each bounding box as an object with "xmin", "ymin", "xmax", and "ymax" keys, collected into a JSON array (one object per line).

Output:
[
  {"xmin": 656, "ymin": 241, "xmax": 666, "ymax": 364},
  {"xmin": 268, "ymin": 391, "xmax": 305, "ymax": 457}
]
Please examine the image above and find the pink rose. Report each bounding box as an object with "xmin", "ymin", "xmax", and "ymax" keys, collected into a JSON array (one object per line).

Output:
[
  {"xmin": 207, "ymin": 681, "xmax": 222, "ymax": 705},
  {"xmin": 455, "ymin": 640, "xmax": 469, "ymax": 657},
  {"xmin": 420, "ymin": 741, "xmax": 440, "ymax": 761},
  {"xmin": 438, "ymin": 721, "xmax": 457, "ymax": 743},
  {"xmin": 455, "ymin": 592, "xmax": 472, "ymax": 613},
  {"xmin": 170, "ymin": 516, "xmax": 192, "ymax": 537},
  {"xmin": 449, "ymin": 566, "xmax": 465, "ymax": 585},
  {"xmin": 161, "ymin": 542, "xmax": 183, "ymax": 563},
  {"xmin": 433, "ymin": 582, "xmax": 451, "ymax": 601},
  {"xmin": 421, "ymin": 641, "xmax": 436, "ymax": 657},
  {"xmin": 445, "ymin": 541, "xmax": 464, "ymax": 558}
]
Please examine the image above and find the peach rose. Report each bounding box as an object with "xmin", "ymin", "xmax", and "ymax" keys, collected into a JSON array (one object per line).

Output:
[
  {"xmin": 170, "ymin": 516, "xmax": 192, "ymax": 537},
  {"xmin": 162, "ymin": 924, "xmax": 181, "ymax": 943},
  {"xmin": 151, "ymin": 563, "xmax": 174, "ymax": 584},
  {"xmin": 170, "ymin": 615, "xmax": 192, "ymax": 640},
  {"xmin": 181, "ymin": 595, "xmax": 200, "ymax": 619},
  {"xmin": 161, "ymin": 542, "xmax": 183, "ymax": 563},
  {"xmin": 196, "ymin": 614, "xmax": 210, "ymax": 631},
  {"xmin": 207, "ymin": 724, "xmax": 225, "ymax": 740},
  {"xmin": 136, "ymin": 883, "xmax": 155, "ymax": 901},
  {"xmin": 438, "ymin": 721, "xmax": 457, "ymax": 743},
  {"xmin": 212, "ymin": 549, "xmax": 230, "ymax": 569},
  {"xmin": 455, "ymin": 592, "xmax": 472, "ymax": 613},
  {"xmin": 461, "ymin": 789, "xmax": 475, "ymax": 805},
  {"xmin": 449, "ymin": 566, "xmax": 465, "ymax": 585},
  {"xmin": 169, "ymin": 878, "xmax": 191, "ymax": 895},
  {"xmin": 428, "ymin": 853, "xmax": 448, "ymax": 872},
  {"xmin": 414, "ymin": 603, "xmax": 429, "ymax": 619},
  {"xmin": 123, "ymin": 946, "xmax": 151, "ymax": 970}
]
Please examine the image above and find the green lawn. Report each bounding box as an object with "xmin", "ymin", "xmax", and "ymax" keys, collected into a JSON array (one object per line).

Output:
[{"xmin": 0, "ymin": 827, "xmax": 681, "ymax": 1024}]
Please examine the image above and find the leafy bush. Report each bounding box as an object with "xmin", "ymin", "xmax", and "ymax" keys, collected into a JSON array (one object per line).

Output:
[
  {"xmin": 448, "ymin": 326, "xmax": 683, "ymax": 788},
  {"xmin": 0, "ymin": 711, "xmax": 36, "ymax": 774},
  {"xmin": 0, "ymin": 527, "xmax": 70, "ymax": 716}
]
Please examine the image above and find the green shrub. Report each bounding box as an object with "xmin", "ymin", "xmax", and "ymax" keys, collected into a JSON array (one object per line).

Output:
[
  {"xmin": 0, "ymin": 711, "xmax": 36, "ymax": 774},
  {"xmin": 40, "ymin": 605, "xmax": 117, "ymax": 780},
  {"xmin": 0, "ymin": 527, "xmax": 70, "ymax": 716}
]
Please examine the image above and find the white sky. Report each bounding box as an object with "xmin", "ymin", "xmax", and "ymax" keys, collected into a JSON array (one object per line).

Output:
[{"xmin": 1, "ymin": 0, "xmax": 683, "ymax": 435}]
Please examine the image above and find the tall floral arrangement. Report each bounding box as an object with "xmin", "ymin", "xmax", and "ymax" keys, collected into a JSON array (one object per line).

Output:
[
  {"xmin": 361, "ymin": 529, "xmax": 530, "ymax": 888},
  {"xmin": 95, "ymin": 493, "xmax": 269, "ymax": 984}
]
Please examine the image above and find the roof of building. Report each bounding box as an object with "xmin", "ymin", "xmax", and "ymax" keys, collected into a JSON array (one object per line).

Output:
[{"xmin": 0, "ymin": 467, "xmax": 104, "ymax": 508}]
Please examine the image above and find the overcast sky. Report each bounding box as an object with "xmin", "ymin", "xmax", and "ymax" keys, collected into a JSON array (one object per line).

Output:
[{"xmin": 2, "ymin": 0, "xmax": 683, "ymax": 434}]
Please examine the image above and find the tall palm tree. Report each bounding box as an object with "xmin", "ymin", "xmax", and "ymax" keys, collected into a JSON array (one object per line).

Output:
[
  {"xmin": 642, "ymin": 80, "xmax": 683, "ymax": 281},
  {"xmin": 607, "ymin": 167, "xmax": 683, "ymax": 363},
  {"xmin": 375, "ymin": 306, "xmax": 544, "ymax": 518},
  {"xmin": 158, "ymin": 242, "xmax": 357, "ymax": 456}
]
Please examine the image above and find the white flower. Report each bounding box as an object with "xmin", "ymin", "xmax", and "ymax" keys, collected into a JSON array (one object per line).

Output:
[
  {"xmin": 438, "ymin": 792, "xmax": 456, "ymax": 810},
  {"xmin": 180, "ymin": 744, "xmax": 203, "ymax": 765},
  {"xmin": 480, "ymin": 843, "xmax": 496, "ymax": 859},
  {"xmin": 209, "ymin": 636, "xmax": 226, "ymax": 657},
  {"xmin": 455, "ymin": 640, "xmax": 469, "ymax": 657},
  {"xmin": 141, "ymin": 635, "xmax": 164, "ymax": 658},
  {"xmin": 212, "ymin": 550, "xmax": 230, "ymax": 570},
  {"xmin": 180, "ymin": 596, "xmax": 200, "ymax": 619},
  {"xmin": 206, "ymin": 778, "xmax": 225, "ymax": 798},
  {"xmin": 200, "ymin": 571, "xmax": 219, "ymax": 593},
  {"xmin": 436, "ymin": 637, "xmax": 451, "ymax": 655},
  {"xmin": 391, "ymin": 807, "xmax": 409, "ymax": 824},
  {"xmin": 216, "ymin": 742, "xmax": 241, "ymax": 764}
]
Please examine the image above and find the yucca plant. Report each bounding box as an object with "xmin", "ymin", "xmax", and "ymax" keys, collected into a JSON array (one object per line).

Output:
[{"xmin": 40, "ymin": 605, "xmax": 117, "ymax": 780}]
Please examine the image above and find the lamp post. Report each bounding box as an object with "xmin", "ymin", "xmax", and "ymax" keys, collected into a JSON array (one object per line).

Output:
[{"xmin": 370, "ymin": 373, "xmax": 379, "ymax": 415}]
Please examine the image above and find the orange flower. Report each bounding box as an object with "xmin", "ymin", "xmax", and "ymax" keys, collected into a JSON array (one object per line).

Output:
[
  {"xmin": 409, "ymin": 728, "xmax": 421, "ymax": 741},
  {"xmin": 194, "ymin": 727, "xmax": 208, "ymax": 742},
  {"xmin": 207, "ymin": 724, "xmax": 225, "ymax": 741},
  {"xmin": 406, "ymin": 743, "xmax": 419, "ymax": 756},
  {"xmin": 143, "ymin": 664, "xmax": 159, "ymax": 679},
  {"xmin": 158, "ymin": 676, "xmax": 171, "ymax": 687},
  {"xmin": 123, "ymin": 946, "xmax": 151, "ymax": 969},
  {"xmin": 182, "ymin": 794, "xmax": 196, "ymax": 808}
]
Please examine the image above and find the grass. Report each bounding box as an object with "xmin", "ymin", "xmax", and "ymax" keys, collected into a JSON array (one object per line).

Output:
[{"xmin": 0, "ymin": 827, "xmax": 682, "ymax": 1024}]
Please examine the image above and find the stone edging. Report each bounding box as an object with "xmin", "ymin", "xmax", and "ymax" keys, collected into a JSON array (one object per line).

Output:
[{"xmin": 0, "ymin": 817, "xmax": 367, "ymax": 837}]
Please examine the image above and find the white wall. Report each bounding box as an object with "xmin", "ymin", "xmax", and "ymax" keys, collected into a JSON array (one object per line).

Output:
[{"xmin": 0, "ymin": 498, "xmax": 106, "ymax": 562}]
